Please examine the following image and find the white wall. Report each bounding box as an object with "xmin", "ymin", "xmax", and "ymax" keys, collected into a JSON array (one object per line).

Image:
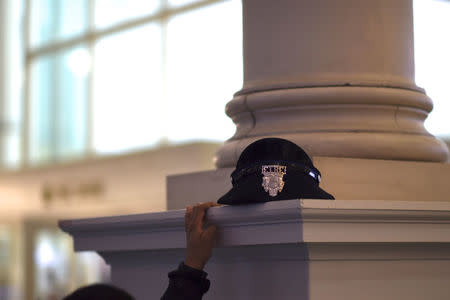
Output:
[{"xmin": 0, "ymin": 142, "xmax": 220, "ymax": 220}]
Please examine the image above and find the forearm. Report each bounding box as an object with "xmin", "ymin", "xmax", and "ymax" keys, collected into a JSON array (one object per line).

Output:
[{"xmin": 161, "ymin": 262, "xmax": 210, "ymax": 300}]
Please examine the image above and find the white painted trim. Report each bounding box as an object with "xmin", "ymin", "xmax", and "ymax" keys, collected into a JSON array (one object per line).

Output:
[
  {"xmin": 300, "ymin": 200, "xmax": 450, "ymax": 243},
  {"xmin": 59, "ymin": 200, "xmax": 303, "ymax": 251},
  {"xmin": 301, "ymin": 199, "xmax": 450, "ymax": 211},
  {"xmin": 60, "ymin": 199, "xmax": 450, "ymax": 253},
  {"xmin": 307, "ymin": 242, "xmax": 450, "ymax": 261}
]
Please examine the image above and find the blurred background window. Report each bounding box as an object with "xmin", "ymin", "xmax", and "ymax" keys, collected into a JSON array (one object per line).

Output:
[
  {"xmin": 29, "ymin": 47, "xmax": 89, "ymax": 164},
  {"xmin": 1, "ymin": 0, "xmax": 242, "ymax": 169},
  {"xmin": 413, "ymin": 0, "xmax": 450, "ymax": 138},
  {"xmin": 33, "ymin": 228, "xmax": 109, "ymax": 300},
  {"xmin": 0, "ymin": 0, "xmax": 449, "ymax": 170}
]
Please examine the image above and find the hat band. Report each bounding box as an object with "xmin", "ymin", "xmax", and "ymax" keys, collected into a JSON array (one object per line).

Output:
[{"xmin": 231, "ymin": 162, "xmax": 321, "ymax": 185}]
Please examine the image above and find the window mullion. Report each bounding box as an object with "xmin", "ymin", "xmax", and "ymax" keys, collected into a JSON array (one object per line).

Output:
[
  {"xmin": 0, "ymin": 0, "xmax": 7, "ymax": 167},
  {"xmin": 52, "ymin": 0, "xmax": 61, "ymax": 163},
  {"xmin": 21, "ymin": 0, "xmax": 31, "ymax": 168},
  {"xmin": 86, "ymin": 0, "xmax": 96, "ymax": 158},
  {"xmin": 160, "ymin": 0, "xmax": 169, "ymax": 141}
]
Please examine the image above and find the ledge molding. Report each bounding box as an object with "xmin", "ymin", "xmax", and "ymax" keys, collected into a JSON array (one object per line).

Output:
[{"xmin": 59, "ymin": 199, "xmax": 450, "ymax": 253}]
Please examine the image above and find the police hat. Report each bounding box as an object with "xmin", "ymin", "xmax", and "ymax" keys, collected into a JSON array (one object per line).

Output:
[{"xmin": 218, "ymin": 138, "xmax": 335, "ymax": 205}]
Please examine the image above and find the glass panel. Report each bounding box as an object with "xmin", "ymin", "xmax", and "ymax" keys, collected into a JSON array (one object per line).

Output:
[
  {"xmin": 30, "ymin": 47, "xmax": 89, "ymax": 165},
  {"xmin": 30, "ymin": 0, "xmax": 88, "ymax": 48},
  {"xmin": 73, "ymin": 252, "xmax": 111, "ymax": 286},
  {"xmin": 57, "ymin": 48, "xmax": 90, "ymax": 158},
  {"xmin": 33, "ymin": 229, "xmax": 109, "ymax": 300},
  {"xmin": 95, "ymin": 0, "xmax": 160, "ymax": 29},
  {"xmin": 34, "ymin": 230, "xmax": 72, "ymax": 300},
  {"xmin": 30, "ymin": 56, "xmax": 54, "ymax": 163},
  {"xmin": 3, "ymin": 134, "xmax": 21, "ymax": 170},
  {"xmin": 93, "ymin": 24, "xmax": 163, "ymax": 154},
  {"xmin": 414, "ymin": 0, "xmax": 450, "ymax": 137},
  {"xmin": 1, "ymin": 0, "xmax": 24, "ymax": 170},
  {"xmin": 166, "ymin": 0, "xmax": 243, "ymax": 143}
]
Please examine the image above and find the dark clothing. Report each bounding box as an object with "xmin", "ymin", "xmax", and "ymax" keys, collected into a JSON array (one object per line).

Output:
[{"xmin": 161, "ymin": 262, "xmax": 210, "ymax": 300}]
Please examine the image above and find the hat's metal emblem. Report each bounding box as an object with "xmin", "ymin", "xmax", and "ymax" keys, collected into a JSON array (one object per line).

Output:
[{"xmin": 262, "ymin": 165, "xmax": 287, "ymax": 197}]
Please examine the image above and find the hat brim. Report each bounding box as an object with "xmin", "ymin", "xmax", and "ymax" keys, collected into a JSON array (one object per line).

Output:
[{"xmin": 218, "ymin": 172, "xmax": 334, "ymax": 205}]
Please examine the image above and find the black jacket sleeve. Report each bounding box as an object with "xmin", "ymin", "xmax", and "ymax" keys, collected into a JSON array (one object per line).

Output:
[{"xmin": 161, "ymin": 262, "xmax": 210, "ymax": 300}]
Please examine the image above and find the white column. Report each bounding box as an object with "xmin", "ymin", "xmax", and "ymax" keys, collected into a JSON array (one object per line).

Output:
[{"xmin": 215, "ymin": 0, "xmax": 449, "ymax": 167}]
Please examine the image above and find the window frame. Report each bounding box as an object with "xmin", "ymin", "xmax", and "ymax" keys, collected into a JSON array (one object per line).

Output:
[{"xmin": 21, "ymin": 0, "xmax": 229, "ymax": 168}]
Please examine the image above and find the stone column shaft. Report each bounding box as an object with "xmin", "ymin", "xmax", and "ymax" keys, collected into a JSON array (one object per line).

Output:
[{"xmin": 215, "ymin": 0, "xmax": 448, "ymax": 167}]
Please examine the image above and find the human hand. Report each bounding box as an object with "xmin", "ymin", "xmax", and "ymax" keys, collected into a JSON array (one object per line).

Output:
[{"xmin": 184, "ymin": 202, "xmax": 220, "ymax": 270}]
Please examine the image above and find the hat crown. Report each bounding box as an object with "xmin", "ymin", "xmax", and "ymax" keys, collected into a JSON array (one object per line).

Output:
[
  {"xmin": 218, "ymin": 137, "xmax": 335, "ymax": 205},
  {"xmin": 236, "ymin": 138, "xmax": 314, "ymax": 171}
]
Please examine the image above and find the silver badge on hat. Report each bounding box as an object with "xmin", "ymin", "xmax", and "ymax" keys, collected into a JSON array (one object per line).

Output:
[{"xmin": 262, "ymin": 165, "xmax": 287, "ymax": 197}]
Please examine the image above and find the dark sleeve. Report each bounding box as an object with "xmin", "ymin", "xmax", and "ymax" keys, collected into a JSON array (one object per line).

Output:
[{"xmin": 161, "ymin": 262, "xmax": 210, "ymax": 300}]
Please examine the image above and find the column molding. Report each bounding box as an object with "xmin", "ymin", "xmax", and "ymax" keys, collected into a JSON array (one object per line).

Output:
[{"xmin": 215, "ymin": 0, "xmax": 449, "ymax": 167}]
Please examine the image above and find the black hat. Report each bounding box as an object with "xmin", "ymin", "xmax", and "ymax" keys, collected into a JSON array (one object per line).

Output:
[{"xmin": 218, "ymin": 138, "xmax": 334, "ymax": 205}]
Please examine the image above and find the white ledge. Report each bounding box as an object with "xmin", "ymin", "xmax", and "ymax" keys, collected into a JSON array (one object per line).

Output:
[{"xmin": 59, "ymin": 200, "xmax": 450, "ymax": 252}]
